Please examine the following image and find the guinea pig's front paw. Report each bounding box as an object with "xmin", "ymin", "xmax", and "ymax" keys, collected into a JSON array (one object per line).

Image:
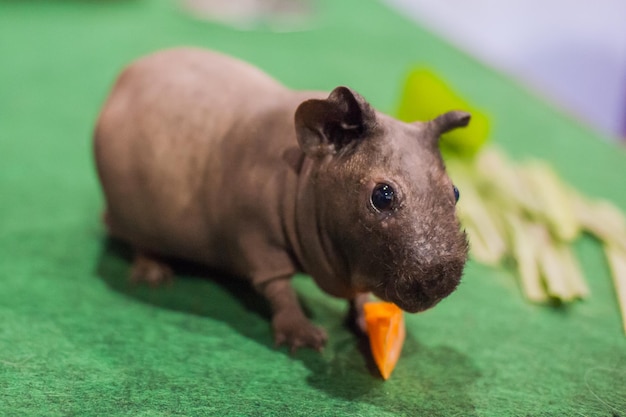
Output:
[
  {"xmin": 130, "ymin": 253, "xmax": 173, "ymax": 287},
  {"xmin": 272, "ymin": 311, "xmax": 328, "ymax": 353},
  {"xmin": 346, "ymin": 307, "xmax": 367, "ymax": 336},
  {"xmin": 346, "ymin": 293, "xmax": 370, "ymax": 335}
]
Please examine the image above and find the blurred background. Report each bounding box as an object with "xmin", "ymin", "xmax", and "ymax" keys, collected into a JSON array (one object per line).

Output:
[
  {"xmin": 183, "ymin": 0, "xmax": 626, "ymax": 140},
  {"xmin": 385, "ymin": 0, "xmax": 626, "ymax": 141}
]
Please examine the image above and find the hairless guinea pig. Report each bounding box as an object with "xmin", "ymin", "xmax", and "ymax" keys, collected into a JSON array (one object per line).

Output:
[{"xmin": 94, "ymin": 47, "xmax": 469, "ymax": 351}]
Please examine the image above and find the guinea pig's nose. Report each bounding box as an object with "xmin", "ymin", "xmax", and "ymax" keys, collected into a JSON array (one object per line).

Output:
[
  {"xmin": 420, "ymin": 261, "xmax": 463, "ymax": 298},
  {"xmin": 381, "ymin": 257, "xmax": 465, "ymax": 313}
]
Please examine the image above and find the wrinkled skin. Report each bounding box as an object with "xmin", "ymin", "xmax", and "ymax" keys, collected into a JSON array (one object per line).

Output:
[{"xmin": 94, "ymin": 48, "xmax": 469, "ymax": 352}]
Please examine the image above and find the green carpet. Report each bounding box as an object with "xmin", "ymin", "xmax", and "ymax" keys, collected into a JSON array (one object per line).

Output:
[{"xmin": 1, "ymin": 1, "xmax": 625, "ymax": 415}]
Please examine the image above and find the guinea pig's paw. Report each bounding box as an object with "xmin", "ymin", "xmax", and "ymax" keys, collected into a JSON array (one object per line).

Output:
[
  {"xmin": 130, "ymin": 253, "xmax": 174, "ymax": 287},
  {"xmin": 346, "ymin": 308, "xmax": 367, "ymax": 336},
  {"xmin": 272, "ymin": 311, "xmax": 328, "ymax": 353},
  {"xmin": 346, "ymin": 294, "xmax": 370, "ymax": 335}
]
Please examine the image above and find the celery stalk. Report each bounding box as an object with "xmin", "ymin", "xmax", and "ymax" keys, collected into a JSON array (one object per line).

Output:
[
  {"xmin": 605, "ymin": 244, "xmax": 626, "ymax": 334},
  {"xmin": 521, "ymin": 162, "xmax": 580, "ymax": 242},
  {"xmin": 504, "ymin": 213, "xmax": 548, "ymax": 302}
]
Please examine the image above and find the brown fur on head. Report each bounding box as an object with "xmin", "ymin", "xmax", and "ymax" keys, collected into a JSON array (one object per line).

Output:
[{"xmin": 295, "ymin": 86, "xmax": 469, "ymax": 312}]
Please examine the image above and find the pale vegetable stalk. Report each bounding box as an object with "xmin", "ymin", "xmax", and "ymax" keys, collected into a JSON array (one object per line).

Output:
[
  {"xmin": 531, "ymin": 224, "xmax": 577, "ymax": 301},
  {"xmin": 448, "ymin": 160, "xmax": 508, "ymax": 265},
  {"xmin": 504, "ymin": 213, "xmax": 548, "ymax": 302},
  {"xmin": 605, "ymin": 244, "xmax": 626, "ymax": 334},
  {"xmin": 448, "ymin": 148, "xmax": 626, "ymax": 315},
  {"xmin": 474, "ymin": 148, "xmax": 540, "ymax": 214},
  {"xmin": 572, "ymin": 192, "xmax": 626, "ymax": 250},
  {"xmin": 521, "ymin": 161, "xmax": 580, "ymax": 242},
  {"xmin": 555, "ymin": 244, "xmax": 590, "ymax": 299}
]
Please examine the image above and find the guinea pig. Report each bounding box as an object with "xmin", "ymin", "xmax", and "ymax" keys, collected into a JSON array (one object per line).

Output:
[{"xmin": 94, "ymin": 47, "xmax": 469, "ymax": 352}]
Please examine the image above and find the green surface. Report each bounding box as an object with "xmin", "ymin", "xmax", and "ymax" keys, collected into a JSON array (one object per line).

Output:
[{"xmin": 1, "ymin": 0, "xmax": 625, "ymax": 415}]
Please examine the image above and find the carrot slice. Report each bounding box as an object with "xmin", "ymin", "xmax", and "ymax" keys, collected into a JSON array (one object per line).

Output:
[{"xmin": 364, "ymin": 301, "xmax": 406, "ymax": 380}]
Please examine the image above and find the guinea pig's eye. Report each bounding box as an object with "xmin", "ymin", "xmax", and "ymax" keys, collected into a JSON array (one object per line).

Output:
[
  {"xmin": 371, "ymin": 183, "xmax": 396, "ymax": 212},
  {"xmin": 453, "ymin": 185, "xmax": 460, "ymax": 203}
]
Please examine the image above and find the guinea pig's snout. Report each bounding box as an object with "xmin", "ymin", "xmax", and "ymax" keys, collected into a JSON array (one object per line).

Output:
[{"xmin": 382, "ymin": 259, "xmax": 465, "ymax": 313}]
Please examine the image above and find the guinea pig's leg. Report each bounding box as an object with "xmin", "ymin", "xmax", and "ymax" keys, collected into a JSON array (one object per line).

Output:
[
  {"xmin": 347, "ymin": 293, "xmax": 371, "ymax": 335},
  {"xmin": 256, "ymin": 277, "xmax": 328, "ymax": 352},
  {"xmin": 102, "ymin": 209, "xmax": 123, "ymax": 239},
  {"xmin": 102, "ymin": 210, "xmax": 174, "ymax": 285},
  {"xmin": 130, "ymin": 251, "xmax": 174, "ymax": 287}
]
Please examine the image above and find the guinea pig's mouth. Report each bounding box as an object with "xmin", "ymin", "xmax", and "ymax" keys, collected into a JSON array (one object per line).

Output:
[
  {"xmin": 372, "ymin": 285, "xmax": 441, "ymax": 313},
  {"xmin": 372, "ymin": 269, "xmax": 462, "ymax": 313}
]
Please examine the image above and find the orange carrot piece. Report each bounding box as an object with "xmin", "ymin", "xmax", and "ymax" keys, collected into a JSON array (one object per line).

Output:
[{"xmin": 364, "ymin": 301, "xmax": 406, "ymax": 380}]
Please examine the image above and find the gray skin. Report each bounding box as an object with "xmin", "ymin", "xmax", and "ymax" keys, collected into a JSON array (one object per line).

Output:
[{"xmin": 94, "ymin": 47, "xmax": 469, "ymax": 352}]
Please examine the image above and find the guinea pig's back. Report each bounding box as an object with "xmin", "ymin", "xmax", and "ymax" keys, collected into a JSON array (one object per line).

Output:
[{"xmin": 93, "ymin": 48, "xmax": 290, "ymax": 262}]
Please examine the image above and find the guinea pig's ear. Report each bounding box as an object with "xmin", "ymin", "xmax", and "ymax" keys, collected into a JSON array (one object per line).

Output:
[
  {"xmin": 295, "ymin": 86, "xmax": 376, "ymax": 158},
  {"xmin": 428, "ymin": 110, "xmax": 471, "ymax": 139}
]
